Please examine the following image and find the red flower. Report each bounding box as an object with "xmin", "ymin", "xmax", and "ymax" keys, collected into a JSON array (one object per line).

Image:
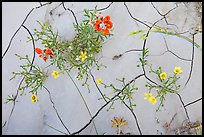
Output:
[
  {"xmin": 102, "ymin": 29, "xmax": 110, "ymax": 35},
  {"xmin": 94, "ymin": 15, "xmax": 113, "ymax": 36},
  {"xmin": 35, "ymin": 47, "xmax": 54, "ymax": 62},
  {"xmin": 35, "ymin": 48, "xmax": 42, "ymax": 54},
  {"xmin": 94, "ymin": 20, "xmax": 102, "ymax": 31},
  {"xmin": 43, "ymin": 56, "xmax": 47, "ymax": 61}
]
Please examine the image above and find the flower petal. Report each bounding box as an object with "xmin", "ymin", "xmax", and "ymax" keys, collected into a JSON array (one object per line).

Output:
[{"xmin": 35, "ymin": 48, "xmax": 42, "ymax": 54}]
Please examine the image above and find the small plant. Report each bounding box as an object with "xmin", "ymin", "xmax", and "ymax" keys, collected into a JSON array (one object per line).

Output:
[
  {"xmin": 145, "ymin": 65, "xmax": 183, "ymax": 111},
  {"xmin": 8, "ymin": 54, "xmax": 48, "ymax": 102},
  {"xmin": 111, "ymin": 117, "xmax": 128, "ymax": 135},
  {"xmin": 8, "ymin": 6, "xmax": 114, "ymax": 104},
  {"xmin": 100, "ymin": 77, "xmax": 138, "ymax": 111}
]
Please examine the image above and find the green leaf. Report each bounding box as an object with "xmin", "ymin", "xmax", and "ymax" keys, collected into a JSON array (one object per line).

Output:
[{"xmin": 128, "ymin": 30, "xmax": 145, "ymax": 36}]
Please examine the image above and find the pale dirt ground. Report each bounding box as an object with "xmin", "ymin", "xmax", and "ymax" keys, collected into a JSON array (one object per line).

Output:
[{"xmin": 2, "ymin": 2, "xmax": 202, "ymax": 135}]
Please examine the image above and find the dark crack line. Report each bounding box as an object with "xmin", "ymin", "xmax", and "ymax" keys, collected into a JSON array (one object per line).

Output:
[
  {"xmin": 71, "ymin": 73, "xmax": 145, "ymax": 135},
  {"xmin": 176, "ymin": 93, "xmax": 190, "ymax": 120},
  {"xmin": 35, "ymin": 2, "xmax": 52, "ymax": 9},
  {"xmin": 148, "ymin": 33, "xmax": 193, "ymax": 62},
  {"xmin": 5, "ymin": 77, "xmax": 25, "ymax": 132},
  {"xmin": 124, "ymin": 2, "xmax": 151, "ymax": 28},
  {"xmin": 2, "ymin": 121, "xmax": 7, "ymax": 129},
  {"xmin": 112, "ymin": 49, "xmax": 143, "ymax": 60},
  {"xmin": 119, "ymin": 98, "xmax": 142, "ymax": 135},
  {"xmin": 49, "ymin": 2, "xmax": 63, "ymax": 15},
  {"xmin": 22, "ymin": 25, "xmax": 36, "ymax": 71},
  {"xmin": 96, "ymin": 2, "xmax": 114, "ymax": 11},
  {"xmin": 184, "ymin": 34, "xmax": 195, "ymax": 87},
  {"xmin": 2, "ymin": 8, "xmax": 34, "ymax": 59},
  {"xmin": 90, "ymin": 65, "xmax": 142, "ymax": 134},
  {"xmin": 125, "ymin": 4, "xmax": 192, "ymax": 123},
  {"xmin": 89, "ymin": 71, "xmax": 108, "ymax": 103},
  {"xmin": 62, "ymin": 2, "xmax": 79, "ymax": 31},
  {"xmin": 46, "ymin": 124, "xmax": 68, "ymax": 135},
  {"xmin": 184, "ymin": 97, "xmax": 202, "ymax": 107},
  {"xmin": 141, "ymin": 24, "xmax": 161, "ymax": 86},
  {"xmin": 39, "ymin": 2, "xmax": 42, "ymax": 6},
  {"xmin": 75, "ymin": 2, "xmax": 114, "ymax": 14},
  {"xmin": 2, "ymin": 2, "xmax": 52, "ymax": 59},
  {"xmin": 161, "ymin": 36, "xmax": 192, "ymax": 61},
  {"xmin": 5, "ymin": 24, "xmax": 36, "ymax": 133},
  {"xmin": 151, "ymin": 2, "xmax": 179, "ymax": 29},
  {"xmin": 43, "ymin": 85, "xmax": 71, "ymax": 135}
]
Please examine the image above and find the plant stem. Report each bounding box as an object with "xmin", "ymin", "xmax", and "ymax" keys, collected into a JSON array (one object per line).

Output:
[{"xmin": 65, "ymin": 70, "xmax": 98, "ymax": 135}]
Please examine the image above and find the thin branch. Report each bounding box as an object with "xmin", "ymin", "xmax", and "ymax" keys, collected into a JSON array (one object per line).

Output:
[
  {"xmin": 46, "ymin": 124, "xmax": 68, "ymax": 135},
  {"xmin": 5, "ymin": 24, "xmax": 36, "ymax": 132},
  {"xmin": 71, "ymin": 73, "xmax": 144, "ymax": 135},
  {"xmin": 65, "ymin": 71, "xmax": 98, "ymax": 135},
  {"xmin": 89, "ymin": 70, "xmax": 108, "ymax": 103}
]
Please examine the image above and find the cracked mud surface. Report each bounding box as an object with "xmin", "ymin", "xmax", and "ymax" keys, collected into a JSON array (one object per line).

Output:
[{"xmin": 2, "ymin": 2, "xmax": 202, "ymax": 135}]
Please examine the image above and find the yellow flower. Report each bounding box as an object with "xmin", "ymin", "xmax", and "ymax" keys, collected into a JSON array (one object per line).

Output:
[
  {"xmin": 31, "ymin": 94, "xmax": 38, "ymax": 102},
  {"xmin": 96, "ymin": 78, "xmax": 102, "ymax": 84},
  {"xmin": 160, "ymin": 72, "xmax": 167, "ymax": 80},
  {"xmin": 149, "ymin": 96, "xmax": 157, "ymax": 105},
  {"xmin": 174, "ymin": 66, "xmax": 183, "ymax": 74},
  {"xmin": 79, "ymin": 51, "xmax": 88, "ymax": 63},
  {"xmin": 144, "ymin": 92, "xmax": 152, "ymax": 100},
  {"xmin": 111, "ymin": 117, "xmax": 128, "ymax": 128},
  {"xmin": 144, "ymin": 92, "xmax": 157, "ymax": 105},
  {"xmin": 52, "ymin": 70, "xmax": 59, "ymax": 79}
]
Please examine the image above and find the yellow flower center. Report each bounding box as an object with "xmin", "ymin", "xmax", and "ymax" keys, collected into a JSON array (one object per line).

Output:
[
  {"xmin": 149, "ymin": 96, "xmax": 157, "ymax": 105},
  {"xmin": 174, "ymin": 67, "xmax": 183, "ymax": 74},
  {"xmin": 96, "ymin": 78, "xmax": 102, "ymax": 84},
  {"xmin": 31, "ymin": 94, "xmax": 38, "ymax": 102},
  {"xmin": 79, "ymin": 51, "xmax": 88, "ymax": 63},
  {"xmin": 52, "ymin": 70, "xmax": 59, "ymax": 79},
  {"xmin": 160, "ymin": 72, "xmax": 167, "ymax": 80}
]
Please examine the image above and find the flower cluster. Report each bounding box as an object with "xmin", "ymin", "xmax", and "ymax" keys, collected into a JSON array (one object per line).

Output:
[
  {"xmin": 144, "ymin": 92, "xmax": 157, "ymax": 105},
  {"xmin": 94, "ymin": 15, "xmax": 113, "ymax": 35},
  {"xmin": 35, "ymin": 47, "xmax": 54, "ymax": 62},
  {"xmin": 146, "ymin": 66, "xmax": 183, "ymax": 111}
]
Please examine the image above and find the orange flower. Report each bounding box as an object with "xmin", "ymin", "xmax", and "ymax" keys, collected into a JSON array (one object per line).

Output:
[
  {"xmin": 35, "ymin": 48, "xmax": 42, "ymax": 54},
  {"xmin": 35, "ymin": 47, "xmax": 54, "ymax": 62},
  {"xmin": 103, "ymin": 16, "xmax": 113, "ymax": 29},
  {"xmin": 45, "ymin": 48, "xmax": 52, "ymax": 55},
  {"xmin": 103, "ymin": 16, "xmax": 110, "ymax": 22},
  {"xmin": 45, "ymin": 48, "xmax": 54, "ymax": 58},
  {"xmin": 94, "ymin": 15, "xmax": 113, "ymax": 36},
  {"xmin": 43, "ymin": 56, "xmax": 47, "ymax": 61},
  {"xmin": 102, "ymin": 29, "xmax": 110, "ymax": 35},
  {"xmin": 105, "ymin": 20, "xmax": 113, "ymax": 29},
  {"xmin": 94, "ymin": 20, "xmax": 102, "ymax": 31}
]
